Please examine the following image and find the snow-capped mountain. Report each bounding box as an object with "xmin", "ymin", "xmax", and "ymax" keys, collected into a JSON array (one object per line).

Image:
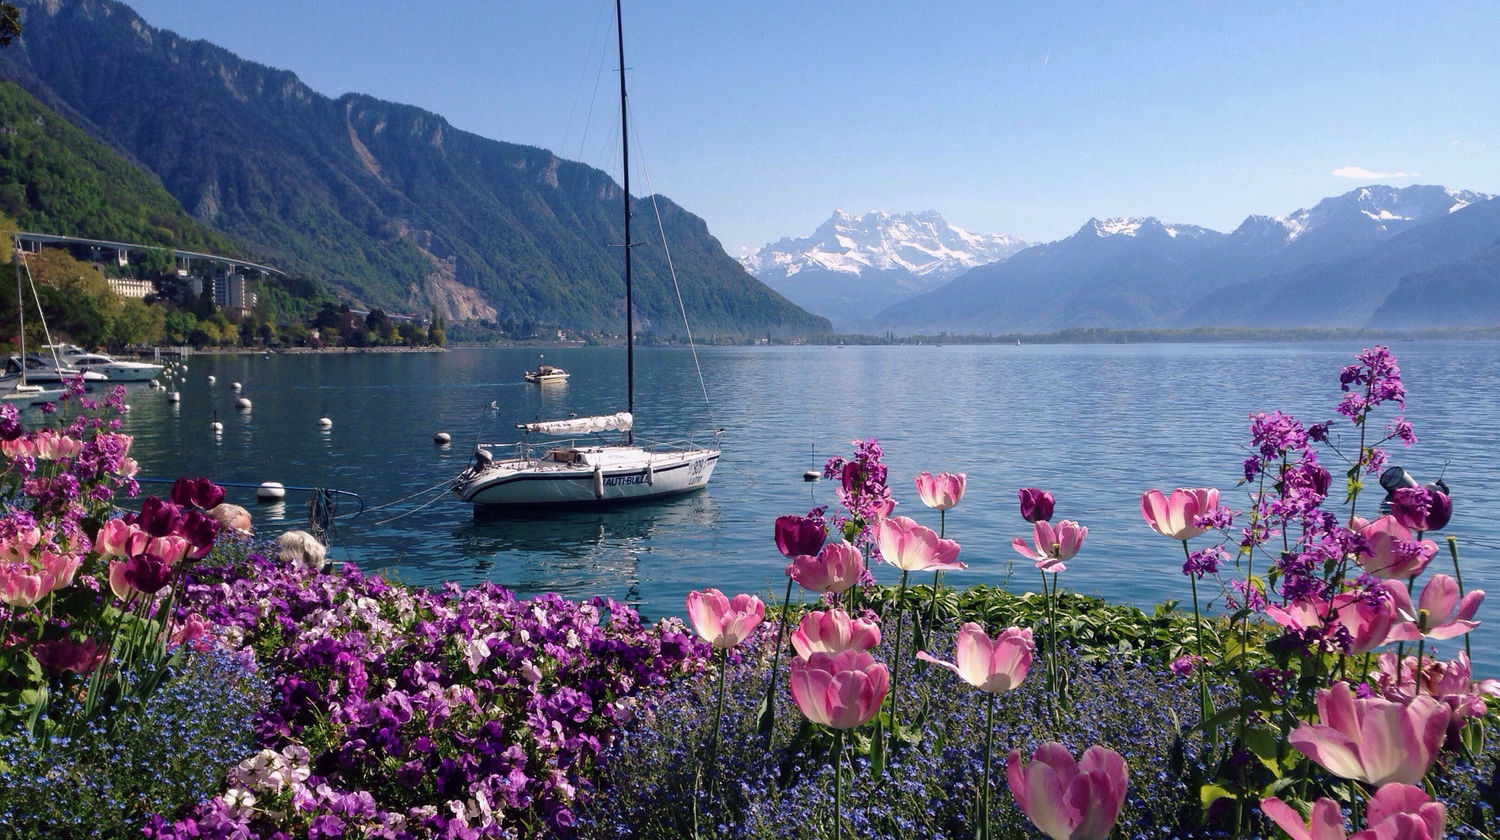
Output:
[
  {"xmin": 870, "ymin": 185, "xmax": 1500, "ymax": 335},
  {"xmin": 744, "ymin": 209, "xmax": 1029, "ymax": 280},
  {"xmin": 741, "ymin": 210, "xmax": 1030, "ymax": 329},
  {"xmin": 1237, "ymin": 185, "xmax": 1490, "ymax": 245}
]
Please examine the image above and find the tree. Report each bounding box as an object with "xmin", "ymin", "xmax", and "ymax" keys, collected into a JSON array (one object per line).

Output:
[
  {"xmin": 427, "ymin": 313, "xmax": 446, "ymax": 347},
  {"xmin": 162, "ymin": 309, "xmax": 197, "ymax": 345},
  {"xmin": 110, "ymin": 297, "xmax": 166, "ymax": 348}
]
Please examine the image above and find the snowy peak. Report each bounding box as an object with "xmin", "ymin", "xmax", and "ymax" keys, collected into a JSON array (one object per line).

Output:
[
  {"xmin": 742, "ymin": 209, "xmax": 1031, "ymax": 281},
  {"xmin": 1270, "ymin": 184, "xmax": 1494, "ymax": 242},
  {"xmin": 1078, "ymin": 216, "xmax": 1216, "ymax": 240}
]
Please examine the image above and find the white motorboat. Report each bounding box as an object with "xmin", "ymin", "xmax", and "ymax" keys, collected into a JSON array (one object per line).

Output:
[
  {"xmin": 453, "ymin": 2, "xmax": 719, "ymax": 507},
  {"xmin": 50, "ymin": 344, "xmax": 163, "ymax": 382},
  {"xmin": 523, "ymin": 363, "xmax": 569, "ymax": 384},
  {"xmin": 3, "ymin": 354, "xmax": 109, "ymax": 384},
  {"xmin": 0, "ymin": 378, "xmax": 63, "ymax": 407}
]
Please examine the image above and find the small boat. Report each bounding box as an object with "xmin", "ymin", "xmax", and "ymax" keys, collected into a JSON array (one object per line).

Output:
[
  {"xmin": 524, "ymin": 363, "xmax": 569, "ymax": 384},
  {"xmin": 50, "ymin": 344, "xmax": 164, "ymax": 382},
  {"xmin": 0, "ymin": 378, "xmax": 63, "ymax": 407},
  {"xmin": 453, "ymin": 1, "xmax": 719, "ymax": 507}
]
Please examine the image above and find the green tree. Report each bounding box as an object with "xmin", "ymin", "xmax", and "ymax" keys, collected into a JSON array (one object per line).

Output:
[
  {"xmin": 162, "ymin": 309, "xmax": 197, "ymax": 345},
  {"xmin": 110, "ymin": 297, "xmax": 166, "ymax": 348},
  {"xmin": 427, "ymin": 313, "xmax": 446, "ymax": 347}
]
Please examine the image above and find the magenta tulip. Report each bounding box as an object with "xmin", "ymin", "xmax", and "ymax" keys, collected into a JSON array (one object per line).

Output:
[
  {"xmin": 774, "ymin": 514, "xmax": 827, "ymax": 559},
  {"xmin": 916, "ymin": 622, "xmax": 1033, "ymax": 694},
  {"xmin": 1006, "ymin": 742, "xmax": 1129, "ymax": 840},
  {"xmin": 170, "ymin": 477, "xmax": 227, "ymax": 511},
  {"xmin": 1140, "ymin": 487, "xmax": 1219, "ymax": 541},
  {"xmin": 788, "ymin": 649, "xmax": 889, "ymax": 730},
  {"xmin": 1018, "ymin": 487, "xmax": 1055, "ymax": 524},
  {"xmin": 1384, "ymin": 575, "xmax": 1484, "ymax": 642},
  {"xmin": 1288, "ymin": 681, "xmax": 1450, "ymax": 786},
  {"xmin": 873, "ymin": 515, "xmax": 964, "ymax": 573},
  {"xmin": 786, "ymin": 542, "xmax": 865, "ymax": 595},
  {"xmin": 1391, "ymin": 484, "xmax": 1452, "ymax": 533},
  {"xmin": 1332, "ymin": 591, "xmax": 1401, "ymax": 654},
  {"xmin": 914, "ymin": 471, "xmax": 966, "ymax": 511},
  {"xmin": 790, "ymin": 608, "xmax": 881, "ymax": 660},
  {"xmin": 685, "ymin": 588, "xmax": 765, "ymax": 649},
  {"xmin": 1353, "ymin": 515, "xmax": 1437, "ymax": 580},
  {"xmin": 1011, "ymin": 519, "xmax": 1087, "ymax": 572}
]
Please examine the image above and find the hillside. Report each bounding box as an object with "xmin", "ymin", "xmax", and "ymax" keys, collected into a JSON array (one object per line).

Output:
[
  {"xmin": 0, "ymin": 79, "xmax": 230, "ymax": 252},
  {"xmin": 0, "ymin": 0, "xmax": 828, "ymax": 338}
]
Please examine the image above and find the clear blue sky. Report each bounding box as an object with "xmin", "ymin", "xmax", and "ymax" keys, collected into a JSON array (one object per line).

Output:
[{"xmin": 123, "ymin": 0, "xmax": 1500, "ymax": 255}]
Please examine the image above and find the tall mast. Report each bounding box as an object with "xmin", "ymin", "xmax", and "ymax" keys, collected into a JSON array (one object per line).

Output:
[{"xmin": 615, "ymin": 0, "xmax": 634, "ymax": 444}]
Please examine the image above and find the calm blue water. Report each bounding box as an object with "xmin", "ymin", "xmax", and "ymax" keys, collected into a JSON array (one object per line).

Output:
[{"xmin": 114, "ymin": 342, "xmax": 1500, "ymax": 671}]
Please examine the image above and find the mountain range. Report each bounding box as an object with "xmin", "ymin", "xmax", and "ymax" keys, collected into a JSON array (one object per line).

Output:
[
  {"xmin": 745, "ymin": 186, "xmax": 1499, "ymax": 335},
  {"xmin": 0, "ymin": 0, "xmax": 829, "ymax": 338},
  {"xmin": 741, "ymin": 210, "xmax": 1029, "ymax": 330}
]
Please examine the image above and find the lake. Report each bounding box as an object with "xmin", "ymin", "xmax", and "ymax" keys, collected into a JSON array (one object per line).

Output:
[{"xmin": 114, "ymin": 341, "xmax": 1500, "ymax": 671}]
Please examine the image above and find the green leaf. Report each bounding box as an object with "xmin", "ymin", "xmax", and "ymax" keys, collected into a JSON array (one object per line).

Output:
[
  {"xmin": 868, "ymin": 719, "xmax": 887, "ymax": 777},
  {"xmin": 1200, "ymin": 783, "xmax": 1236, "ymax": 810}
]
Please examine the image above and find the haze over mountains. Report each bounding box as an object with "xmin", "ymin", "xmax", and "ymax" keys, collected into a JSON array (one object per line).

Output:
[
  {"xmin": 0, "ymin": 0, "xmax": 829, "ymax": 338},
  {"xmin": 744, "ymin": 186, "xmax": 1500, "ymax": 334}
]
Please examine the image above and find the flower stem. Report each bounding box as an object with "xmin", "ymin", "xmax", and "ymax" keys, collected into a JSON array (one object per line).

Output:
[
  {"xmin": 1182, "ymin": 540, "xmax": 1213, "ymax": 744},
  {"xmin": 707, "ymin": 648, "xmax": 729, "ymax": 795},
  {"xmin": 1448, "ymin": 537, "xmax": 1471, "ymax": 661},
  {"xmin": 833, "ymin": 727, "xmax": 845, "ymax": 840},
  {"xmin": 759, "ymin": 576, "xmax": 795, "ymax": 741},
  {"xmin": 981, "ymin": 691, "xmax": 995, "ymax": 840},
  {"xmin": 888, "ymin": 570, "xmax": 910, "ymax": 738}
]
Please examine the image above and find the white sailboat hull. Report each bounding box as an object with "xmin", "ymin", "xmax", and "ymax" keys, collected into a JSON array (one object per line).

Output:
[{"xmin": 453, "ymin": 444, "xmax": 718, "ymax": 506}]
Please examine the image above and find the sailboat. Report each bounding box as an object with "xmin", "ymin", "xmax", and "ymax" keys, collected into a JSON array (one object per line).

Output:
[
  {"xmin": 3, "ymin": 240, "xmax": 62, "ymax": 407},
  {"xmin": 451, "ymin": 1, "xmax": 720, "ymax": 507}
]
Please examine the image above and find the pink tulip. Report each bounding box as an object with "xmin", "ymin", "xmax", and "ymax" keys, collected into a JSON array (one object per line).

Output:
[
  {"xmin": 1266, "ymin": 592, "xmax": 1400, "ymax": 655},
  {"xmin": 788, "ymin": 649, "xmax": 889, "ymax": 730},
  {"xmin": 0, "ymin": 561, "xmax": 49, "ymax": 607},
  {"xmin": 914, "ymin": 471, "xmax": 966, "ymax": 511},
  {"xmin": 0, "ymin": 436, "xmax": 34, "ymax": 459},
  {"xmin": 39, "ymin": 550, "xmax": 84, "ymax": 591},
  {"xmin": 790, "ymin": 608, "xmax": 881, "ymax": 660},
  {"xmin": 1384, "ymin": 575, "xmax": 1484, "ymax": 642},
  {"xmin": 1140, "ymin": 487, "xmax": 1219, "ymax": 541},
  {"xmin": 1373, "ymin": 651, "xmax": 1500, "ymax": 724},
  {"xmin": 786, "ymin": 542, "xmax": 865, "ymax": 595},
  {"xmin": 1011, "ymin": 519, "xmax": 1087, "ymax": 572},
  {"xmin": 1006, "ymin": 742, "xmax": 1129, "ymax": 840},
  {"xmin": 684, "ymin": 588, "xmax": 765, "ymax": 649},
  {"xmin": 0, "ymin": 526, "xmax": 41, "ymax": 563},
  {"xmin": 873, "ymin": 515, "xmax": 964, "ymax": 573},
  {"xmin": 916, "ymin": 622, "xmax": 1033, "ymax": 694},
  {"xmin": 147, "ymin": 535, "xmax": 191, "ymax": 566},
  {"xmin": 96, "ymin": 519, "xmax": 148, "ymax": 558},
  {"xmin": 1288, "ymin": 682, "xmax": 1449, "ymax": 786},
  {"xmin": 1353, "ymin": 515, "xmax": 1437, "ymax": 580},
  {"xmin": 1261, "ymin": 783, "xmax": 1445, "ymax": 840}
]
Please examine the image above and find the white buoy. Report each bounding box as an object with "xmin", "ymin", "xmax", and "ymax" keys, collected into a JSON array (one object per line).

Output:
[
  {"xmin": 232, "ymin": 382, "xmax": 242, "ymax": 392},
  {"xmin": 210, "ymin": 420, "xmax": 222, "ymax": 432},
  {"xmin": 236, "ymin": 397, "xmax": 252, "ymax": 410},
  {"xmin": 318, "ymin": 417, "xmax": 333, "ymax": 429},
  {"xmin": 168, "ymin": 391, "xmax": 180, "ymax": 403},
  {"xmin": 434, "ymin": 432, "xmax": 452, "ymax": 444},
  {"xmin": 256, "ymin": 481, "xmax": 286, "ymax": 501},
  {"xmin": 121, "ymin": 404, "xmax": 131, "ymax": 413},
  {"xmin": 207, "ymin": 375, "xmax": 216, "ymax": 384},
  {"xmin": 803, "ymin": 469, "xmax": 821, "ymax": 482}
]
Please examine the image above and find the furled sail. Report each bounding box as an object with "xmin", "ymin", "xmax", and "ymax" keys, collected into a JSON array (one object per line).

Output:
[{"xmin": 517, "ymin": 412, "xmax": 633, "ymax": 436}]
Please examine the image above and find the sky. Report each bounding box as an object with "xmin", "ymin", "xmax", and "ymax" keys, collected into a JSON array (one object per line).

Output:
[{"xmin": 122, "ymin": 0, "xmax": 1500, "ymax": 256}]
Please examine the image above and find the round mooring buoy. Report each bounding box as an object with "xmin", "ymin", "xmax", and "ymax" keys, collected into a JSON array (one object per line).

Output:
[
  {"xmin": 236, "ymin": 397, "xmax": 252, "ymax": 410},
  {"xmin": 207, "ymin": 375, "xmax": 216, "ymax": 384},
  {"xmin": 318, "ymin": 417, "xmax": 333, "ymax": 429},
  {"xmin": 168, "ymin": 391, "xmax": 180, "ymax": 403},
  {"xmin": 231, "ymin": 382, "xmax": 242, "ymax": 392},
  {"xmin": 434, "ymin": 432, "xmax": 452, "ymax": 445},
  {"xmin": 803, "ymin": 469, "xmax": 821, "ymax": 482},
  {"xmin": 210, "ymin": 420, "xmax": 223, "ymax": 432},
  {"xmin": 256, "ymin": 481, "xmax": 286, "ymax": 501}
]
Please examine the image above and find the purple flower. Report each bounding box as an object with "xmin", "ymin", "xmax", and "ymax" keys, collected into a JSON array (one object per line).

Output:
[
  {"xmin": 122, "ymin": 552, "xmax": 173, "ymax": 595},
  {"xmin": 170, "ymin": 477, "xmax": 227, "ymax": 511},
  {"xmin": 1017, "ymin": 487, "xmax": 1055, "ymax": 523},
  {"xmin": 1392, "ymin": 484, "xmax": 1452, "ymax": 532}
]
